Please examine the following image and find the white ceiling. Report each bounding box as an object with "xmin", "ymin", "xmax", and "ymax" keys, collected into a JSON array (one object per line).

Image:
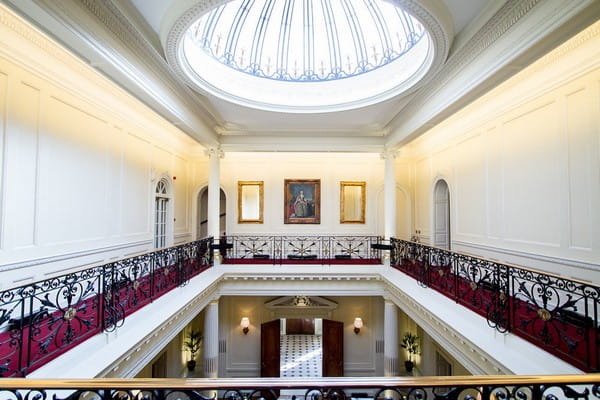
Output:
[
  {"xmin": 127, "ymin": 0, "xmax": 494, "ymax": 140},
  {"xmin": 5, "ymin": 0, "xmax": 595, "ymax": 152}
]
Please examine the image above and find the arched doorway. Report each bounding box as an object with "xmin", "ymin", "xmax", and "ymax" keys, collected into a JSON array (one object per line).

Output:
[
  {"xmin": 433, "ymin": 179, "xmax": 450, "ymax": 250},
  {"xmin": 196, "ymin": 187, "xmax": 226, "ymax": 239}
]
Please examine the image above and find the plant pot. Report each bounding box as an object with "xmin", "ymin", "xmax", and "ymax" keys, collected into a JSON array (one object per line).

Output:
[
  {"xmin": 187, "ymin": 360, "xmax": 196, "ymax": 371},
  {"xmin": 404, "ymin": 360, "xmax": 414, "ymax": 373}
]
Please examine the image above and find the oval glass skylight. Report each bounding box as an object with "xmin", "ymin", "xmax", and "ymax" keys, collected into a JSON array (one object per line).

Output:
[{"xmin": 179, "ymin": 0, "xmax": 433, "ymax": 112}]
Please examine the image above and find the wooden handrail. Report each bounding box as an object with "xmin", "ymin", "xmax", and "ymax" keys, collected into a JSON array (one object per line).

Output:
[{"xmin": 0, "ymin": 374, "xmax": 598, "ymax": 389}]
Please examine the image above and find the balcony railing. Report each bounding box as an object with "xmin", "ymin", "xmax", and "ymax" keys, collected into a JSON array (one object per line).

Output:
[
  {"xmin": 0, "ymin": 376, "xmax": 597, "ymax": 400},
  {"xmin": 220, "ymin": 235, "xmax": 383, "ymax": 264},
  {"xmin": 0, "ymin": 237, "xmax": 213, "ymax": 377},
  {"xmin": 390, "ymin": 238, "xmax": 600, "ymax": 372}
]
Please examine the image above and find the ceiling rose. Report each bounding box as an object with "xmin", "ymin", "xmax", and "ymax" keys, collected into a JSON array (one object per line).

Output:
[{"xmin": 165, "ymin": 0, "xmax": 452, "ymax": 113}]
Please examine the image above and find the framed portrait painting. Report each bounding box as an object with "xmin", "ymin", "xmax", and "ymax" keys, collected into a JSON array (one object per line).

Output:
[{"xmin": 284, "ymin": 179, "xmax": 320, "ymax": 224}]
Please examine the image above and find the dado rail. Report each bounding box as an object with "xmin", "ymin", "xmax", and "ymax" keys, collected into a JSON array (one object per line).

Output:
[
  {"xmin": 0, "ymin": 376, "xmax": 598, "ymax": 400},
  {"xmin": 390, "ymin": 238, "xmax": 600, "ymax": 372},
  {"xmin": 0, "ymin": 238, "xmax": 213, "ymax": 377}
]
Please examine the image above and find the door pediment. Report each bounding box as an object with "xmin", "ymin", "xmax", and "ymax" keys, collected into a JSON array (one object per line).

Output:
[{"xmin": 265, "ymin": 296, "xmax": 338, "ymax": 318}]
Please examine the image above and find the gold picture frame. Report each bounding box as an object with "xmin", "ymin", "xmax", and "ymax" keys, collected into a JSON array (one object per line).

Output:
[
  {"xmin": 284, "ymin": 179, "xmax": 320, "ymax": 224},
  {"xmin": 340, "ymin": 181, "xmax": 366, "ymax": 224},
  {"xmin": 238, "ymin": 181, "xmax": 264, "ymax": 223}
]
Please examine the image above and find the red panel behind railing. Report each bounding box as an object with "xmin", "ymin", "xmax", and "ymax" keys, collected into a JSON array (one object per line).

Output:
[
  {"xmin": 390, "ymin": 238, "xmax": 600, "ymax": 372},
  {"xmin": 0, "ymin": 238, "xmax": 213, "ymax": 377}
]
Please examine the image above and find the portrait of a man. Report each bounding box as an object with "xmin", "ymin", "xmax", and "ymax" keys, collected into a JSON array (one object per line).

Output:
[{"xmin": 284, "ymin": 179, "xmax": 320, "ymax": 224}]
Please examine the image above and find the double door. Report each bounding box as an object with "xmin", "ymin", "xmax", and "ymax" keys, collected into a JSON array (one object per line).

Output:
[{"xmin": 260, "ymin": 318, "xmax": 343, "ymax": 377}]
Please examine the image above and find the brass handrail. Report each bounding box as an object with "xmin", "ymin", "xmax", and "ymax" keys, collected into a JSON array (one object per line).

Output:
[{"xmin": 0, "ymin": 375, "xmax": 598, "ymax": 389}]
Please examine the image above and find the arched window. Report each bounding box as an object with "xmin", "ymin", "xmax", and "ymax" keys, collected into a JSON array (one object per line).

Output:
[{"xmin": 154, "ymin": 179, "xmax": 170, "ymax": 248}]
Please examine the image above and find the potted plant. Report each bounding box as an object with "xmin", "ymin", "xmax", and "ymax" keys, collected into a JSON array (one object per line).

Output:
[
  {"xmin": 183, "ymin": 330, "xmax": 203, "ymax": 371},
  {"xmin": 401, "ymin": 332, "xmax": 420, "ymax": 373}
]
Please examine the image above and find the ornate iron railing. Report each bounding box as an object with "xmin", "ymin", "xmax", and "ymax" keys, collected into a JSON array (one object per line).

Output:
[
  {"xmin": 0, "ymin": 376, "xmax": 598, "ymax": 400},
  {"xmin": 0, "ymin": 238, "xmax": 213, "ymax": 377},
  {"xmin": 221, "ymin": 235, "xmax": 383, "ymax": 264},
  {"xmin": 390, "ymin": 238, "xmax": 600, "ymax": 372}
]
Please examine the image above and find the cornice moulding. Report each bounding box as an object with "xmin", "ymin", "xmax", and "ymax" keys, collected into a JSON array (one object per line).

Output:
[
  {"xmin": 6, "ymin": 0, "xmax": 220, "ymax": 146},
  {"xmin": 0, "ymin": 5, "xmax": 203, "ymax": 156},
  {"xmin": 385, "ymin": 0, "xmax": 599, "ymax": 147},
  {"xmin": 162, "ymin": 0, "xmax": 453, "ymax": 114}
]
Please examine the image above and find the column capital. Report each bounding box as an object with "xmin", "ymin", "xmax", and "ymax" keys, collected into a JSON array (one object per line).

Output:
[
  {"xmin": 380, "ymin": 148, "xmax": 400, "ymax": 160},
  {"xmin": 205, "ymin": 147, "xmax": 224, "ymax": 159}
]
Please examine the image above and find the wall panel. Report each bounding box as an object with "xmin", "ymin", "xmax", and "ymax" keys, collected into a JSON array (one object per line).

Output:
[
  {"xmin": 38, "ymin": 96, "xmax": 108, "ymax": 245},
  {"xmin": 485, "ymin": 126, "xmax": 503, "ymax": 239},
  {"xmin": 107, "ymin": 125, "xmax": 124, "ymax": 238},
  {"xmin": 4, "ymin": 80, "xmax": 40, "ymax": 249},
  {"xmin": 565, "ymin": 87, "xmax": 593, "ymax": 250},
  {"xmin": 173, "ymin": 155, "xmax": 189, "ymax": 234},
  {"xmin": 502, "ymin": 101, "xmax": 561, "ymax": 247},
  {"xmin": 121, "ymin": 132, "xmax": 151, "ymax": 237},
  {"xmin": 414, "ymin": 157, "xmax": 430, "ymax": 240},
  {"xmin": 0, "ymin": 71, "xmax": 7, "ymax": 248},
  {"xmin": 454, "ymin": 133, "xmax": 486, "ymax": 239}
]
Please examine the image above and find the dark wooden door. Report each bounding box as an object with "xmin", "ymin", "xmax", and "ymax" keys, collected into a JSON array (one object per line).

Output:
[
  {"xmin": 261, "ymin": 319, "xmax": 281, "ymax": 377},
  {"xmin": 286, "ymin": 318, "xmax": 315, "ymax": 334},
  {"xmin": 322, "ymin": 319, "xmax": 344, "ymax": 376}
]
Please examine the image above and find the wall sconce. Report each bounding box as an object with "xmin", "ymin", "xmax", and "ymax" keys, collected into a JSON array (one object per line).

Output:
[
  {"xmin": 354, "ymin": 317, "xmax": 363, "ymax": 334},
  {"xmin": 240, "ymin": 317, "xmax": 250, "ymax": 335}
]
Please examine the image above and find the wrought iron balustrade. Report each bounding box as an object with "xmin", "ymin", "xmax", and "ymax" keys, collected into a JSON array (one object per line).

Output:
[
  {"xmin": 221, "ymin": 235, "xmax": 383, "ymax": 264},
  {"xmin": 0, "ymin": 376, "xmax": 598, "ymax": 400},
  {"xmin": 390, "ymin": 238, "xmax": 600, "ymax": 372},
  {"xmin": 0, "ymin": 238, "xmax": 213, "ymax": 377}
]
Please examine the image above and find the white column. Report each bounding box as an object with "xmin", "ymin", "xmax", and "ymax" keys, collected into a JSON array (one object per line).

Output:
[
  {"xmin": 203, "ymin": 300, "xmax": 219, "ymax": 378},
  {"xmin": 384, "ymin": 299, "xmax": 399, "ymax": 376},
  {"xmin": 382, "ymin": 150, "xmax": 397, "ymax": 240},
  {"xmin": 206, "ymin": 147, "xmax": 223, "ymax": 240}
]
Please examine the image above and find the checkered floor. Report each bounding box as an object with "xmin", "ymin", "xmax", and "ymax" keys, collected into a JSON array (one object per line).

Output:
[{"xmin": 280, "ymin": 334, "xmax": 322, "ymax": 377}]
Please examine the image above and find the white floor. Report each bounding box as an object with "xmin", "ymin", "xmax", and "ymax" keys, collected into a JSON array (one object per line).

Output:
[{"xmin": 280, "ymin": 334, "xmax": 322, "ymax": 378}]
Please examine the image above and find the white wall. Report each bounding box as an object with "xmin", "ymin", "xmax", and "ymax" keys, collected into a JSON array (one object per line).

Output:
[
  {"xmin": 0, "ymin": 8, "xmax": 202, "ymax": 288},
  {"xmin": 216, "ymin": 152, "xmax": 384, "ymax": 236},
  {"xmin": 399, "ymin": 22, "xmax": 600, "ymax": 281}
]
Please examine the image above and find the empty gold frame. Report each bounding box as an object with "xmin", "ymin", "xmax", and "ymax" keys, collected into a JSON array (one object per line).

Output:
[
  {"xmin": 340, "ymin": 181, "xmax": 366, "ymax": 223},
  {"xmin": 238, "ymin": 181, "xmax": 264, "ymax": 223}
]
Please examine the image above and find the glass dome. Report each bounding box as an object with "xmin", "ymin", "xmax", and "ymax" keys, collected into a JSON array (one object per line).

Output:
[{"xmin": 179, "ymin": 0, "xmax": 433, "ymax": 112}]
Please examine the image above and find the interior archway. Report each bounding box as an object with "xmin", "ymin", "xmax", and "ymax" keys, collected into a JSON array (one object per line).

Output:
[{"xmin": 196, "ymin": 187, "xmax": 227, "ymax": 239}]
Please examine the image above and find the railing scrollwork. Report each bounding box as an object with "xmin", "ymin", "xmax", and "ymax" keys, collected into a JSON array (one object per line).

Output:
[
  {"xmin": 0, "ymin": 237, "xmax": 214, "ymax": 377},
  {"xmin": 391, "ymin": 238, "xmax": 599, "ymax": 372},
  {"xmin": 222, "ymin": 235, "xmax": 383, "ymax": 264}
]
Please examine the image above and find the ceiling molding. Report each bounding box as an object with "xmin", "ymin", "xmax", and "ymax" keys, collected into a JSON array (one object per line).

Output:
[
  {"xmin": 162, "ymin": 0, "xmax": 454, "ymax": 113},
  {"xmin": 4, "ymin": 0, "xmax": 221, "ymax": 147},
  {"xmin": 385, "ymin": 0, "xmax": 599, "ymax": 148}
]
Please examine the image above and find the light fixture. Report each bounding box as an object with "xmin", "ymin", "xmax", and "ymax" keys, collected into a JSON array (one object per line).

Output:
[
  {"xmin": 240, "ymin": 317, "xmax": 250, "ymax": 335},
  {"xmin": 354, "ymin": 317, "xmax": 363, "ymax": 334}
]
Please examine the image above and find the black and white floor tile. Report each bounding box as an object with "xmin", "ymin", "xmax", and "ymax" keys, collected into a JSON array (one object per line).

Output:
[{"xmin": 280, "ymin": 334, "xmax": 322, "ymax": 378}]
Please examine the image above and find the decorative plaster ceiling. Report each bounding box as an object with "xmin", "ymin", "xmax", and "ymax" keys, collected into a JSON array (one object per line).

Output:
[
  {"xmin": 4, "ymin": 0, "xmax": 597, "ymax": 152},
  {"xmin": 175, "ymin": 0, "xmax": 432, "ymax": 112}
]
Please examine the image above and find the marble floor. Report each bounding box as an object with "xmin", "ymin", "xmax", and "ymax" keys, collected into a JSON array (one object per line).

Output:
[{"xmin": 280, "ymin": 334, "xmax": 322, "ymax": 378}]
